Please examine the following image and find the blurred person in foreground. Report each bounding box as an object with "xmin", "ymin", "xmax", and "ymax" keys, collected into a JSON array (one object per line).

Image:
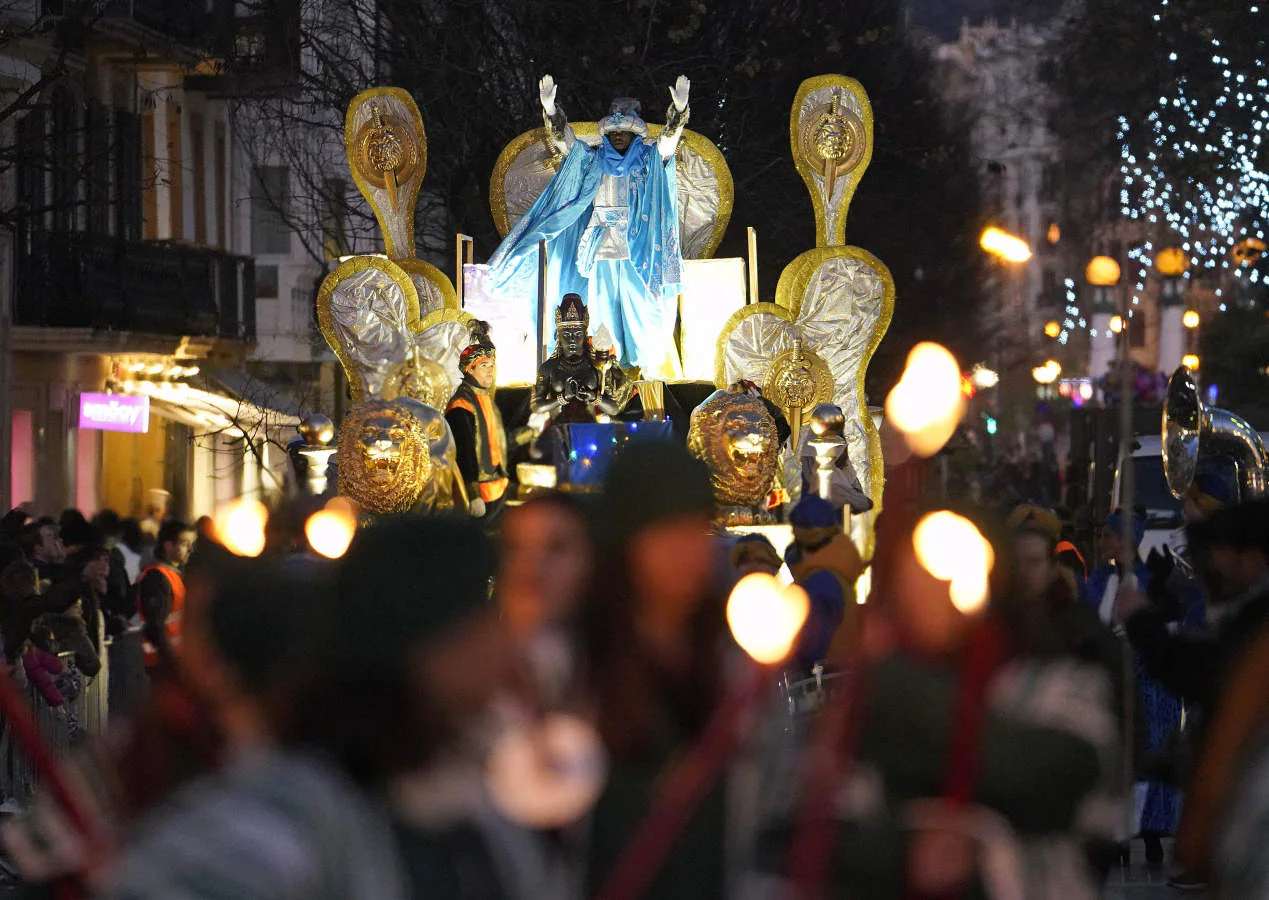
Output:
[
  {"xmin": 93, "ymin": 549, "xmax": 409, "ymax": 898},
  {"xmin": 1085, "ymin": 508, "xmax": 1181, "ymax": 866},
  {"xmin": 756, "ymin": 504, "xmax": 1107, "ymax": 900},
  {"xmin": 1002, "ymin": 506, "xmax": 1133, "ymax": 880},
  {"xmin": 582, "ymin": 439, "xmax": 732, "ymax": 898},
  {"xmin": 497, "ymin": 491, "xmax": 595, "ymax": 709},
  {"xmin": 285, "ymin": 515, "xmax": 556, "ymax": 899},
  {"xmin": 1112, "ymin": 500, "xmax": 1269, "ymax": 889},
  {"xmin": 6, "ymin": 545, "xmax": 407, "ymax": 897},
  {"xmin": 730, "ymin": 533, "xmax": 783, "ymax": 580}
]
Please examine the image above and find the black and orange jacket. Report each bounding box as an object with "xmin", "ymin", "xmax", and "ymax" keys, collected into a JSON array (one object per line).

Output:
[{"xmin": 445, "ymin": 379, "xmax": 509, "ymax": 503}]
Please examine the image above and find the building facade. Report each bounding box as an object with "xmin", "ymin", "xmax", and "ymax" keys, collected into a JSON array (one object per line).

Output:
[{"xmin": 0, "ymin": 0, "xmax": 297, "ymax": 519}]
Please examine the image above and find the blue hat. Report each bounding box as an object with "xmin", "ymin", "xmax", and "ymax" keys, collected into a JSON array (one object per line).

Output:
[
  {"xmin": 789, "ymin": 494, "xmax": 838, "ymax": 529},
  {"xmin": 1193, "ymin": 471, "xmax": 1234, "ymax": 504},
  {"xmin": 1105, "ymin": 508, "xmax": 1146, "ymax": 548}
]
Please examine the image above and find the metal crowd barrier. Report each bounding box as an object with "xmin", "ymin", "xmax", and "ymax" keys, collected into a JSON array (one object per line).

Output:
[{"xmin": 0, "ymin": 636, "xmax": 113, "ymax": 810}]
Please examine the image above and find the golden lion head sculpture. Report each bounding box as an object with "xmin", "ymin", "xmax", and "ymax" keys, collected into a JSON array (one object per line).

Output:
[
  {"xmin": 687, "ymin": 388, "xmax": 779, "ymax": 510},
  {"xmin": 337, "ymin": 398, "xmax": 437, "ymax": 514}
]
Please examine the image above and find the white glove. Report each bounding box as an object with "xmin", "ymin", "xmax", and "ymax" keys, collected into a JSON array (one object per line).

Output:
[
  {"xmin": 669, "ymin": 75, "xmax": 690, "ymax": 111},
  {"xmin": 470, "ymin": 497, "xmax": 487, "ymax": 518},
  {"xmin": 539, "ymin": 75, "xmax": 558, "ymax": 117}
]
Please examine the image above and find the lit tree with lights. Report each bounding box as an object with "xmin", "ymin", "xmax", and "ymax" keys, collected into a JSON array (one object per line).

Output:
[{"xmin": 1115, "ymin": 0, "xmax": 1269, "ymax": 308}]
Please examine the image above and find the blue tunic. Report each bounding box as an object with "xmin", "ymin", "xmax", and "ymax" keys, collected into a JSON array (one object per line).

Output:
[
  {"xmin": 486, "ymin": 135, "xmax": 682, "ymax": 369},
  {"xmin": 1084, "ymin": 562, "xmax": 1182, "ymax": 834}
]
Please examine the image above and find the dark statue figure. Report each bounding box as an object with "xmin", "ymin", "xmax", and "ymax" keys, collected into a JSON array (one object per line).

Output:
[{"xmin": 531, "ymin": 293, "xmax": 634, "ymax": 427}]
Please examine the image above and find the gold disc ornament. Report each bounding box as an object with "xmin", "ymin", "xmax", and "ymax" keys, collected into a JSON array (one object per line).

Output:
[
  {"xmin": 352, "ymin": 104, "xmax": 423, "ymax": 210},
  {"xmin": 763, "ymin": 338, "xmax": 834, "ymax": 444},
  {"xmin": 798, "ymin": 96, "xmax": 867, "ymax": 201}
]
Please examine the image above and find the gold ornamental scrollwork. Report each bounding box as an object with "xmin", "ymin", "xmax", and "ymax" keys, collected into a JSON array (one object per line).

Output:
[
  {"xmin": 798, "ymin": 96, "xmax": 867, "ymax": 203},
  {"xmin": 351, "ymin": 104, "xmax": 423, "ymax": 206},
  {"xmin": 790, "ymin": 75, "xmax": 874, "ymax": 248},
  {"xmin": 344, "ymin": 87, "xmax": 430, "ymax": 262},
  {"xmin": 763, "ymin": 338, "xmax": 835, "ymax": 444}
]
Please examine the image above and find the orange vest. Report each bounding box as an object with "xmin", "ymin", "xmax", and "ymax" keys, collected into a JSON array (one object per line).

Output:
[{"xmin": 140, "ymin": 564, "xmax": 185, "ymax": 668}]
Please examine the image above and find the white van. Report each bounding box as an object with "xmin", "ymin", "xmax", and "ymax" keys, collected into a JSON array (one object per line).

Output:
[{"xmin": 1112, "ymin": 434, "xmax": 1249, "ymax": 557}]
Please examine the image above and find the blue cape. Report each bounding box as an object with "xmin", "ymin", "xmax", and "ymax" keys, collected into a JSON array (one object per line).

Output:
[{"xmin": 486, "ymin": 134, "xmax": 682, "ymax": 368}]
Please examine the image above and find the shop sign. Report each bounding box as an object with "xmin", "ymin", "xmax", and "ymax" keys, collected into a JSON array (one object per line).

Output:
[{"xmin": 78, "ymin": 393, "xmax": 150, "ymax": 433}]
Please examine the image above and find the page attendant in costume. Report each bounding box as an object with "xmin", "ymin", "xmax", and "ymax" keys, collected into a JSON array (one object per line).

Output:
[{"xmin": 445, "ymin": 321, "xmax": 509, "ymax": 520}]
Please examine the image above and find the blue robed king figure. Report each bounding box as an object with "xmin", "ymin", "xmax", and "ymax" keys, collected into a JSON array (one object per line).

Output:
[{"xmin": 486, "ymin": 73, "xmax": 691, "ymax": 371}]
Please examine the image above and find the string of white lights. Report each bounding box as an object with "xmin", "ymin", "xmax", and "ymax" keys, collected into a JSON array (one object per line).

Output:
[{"xmin": 1116, "ymin": 0, "xmax": 1268, "ymax": 309}]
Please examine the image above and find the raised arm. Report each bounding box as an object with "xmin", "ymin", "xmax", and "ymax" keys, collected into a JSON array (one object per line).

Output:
[
  {"xmin": 658, "ymin": 75, "xmax": 691, "ymax": 158},
  {"xmin": 539, "ymin": 74, "xmax": 575, "ymax": 157}
]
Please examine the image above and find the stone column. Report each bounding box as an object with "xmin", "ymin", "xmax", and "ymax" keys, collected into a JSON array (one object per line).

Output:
[
  {"xmin": 1089, "ymin": 285, "xmax": 1118, "ymax": 397},
  {"xmin": 1157, "ymin": 276, "xmax": 1187, "ymax": 374}
]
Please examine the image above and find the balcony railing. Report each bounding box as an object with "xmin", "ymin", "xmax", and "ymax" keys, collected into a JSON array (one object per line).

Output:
[
  {"xmin": 15, "ymin": 231, "xmax": 256, "ymax": 343},
  {"xmin": 40, "ymin": 0, "xmax": 214, "ymax": 46}
]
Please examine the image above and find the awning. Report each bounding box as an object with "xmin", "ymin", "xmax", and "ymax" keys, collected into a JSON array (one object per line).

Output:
[{"xmin": 127, "ymin": 380, "xmax": 302, "ymax": 440}]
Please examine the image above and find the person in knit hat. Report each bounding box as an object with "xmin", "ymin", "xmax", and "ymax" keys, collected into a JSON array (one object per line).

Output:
[
  {"xmin": 730, "ymin": 533, "xmax": 783, "ymax": 579},
  {"xmin": 284, "ymin": 515, "xmax": 545, "ymax": 899},
  {"xmin": 582, "ymin": 438, "xmax": 729, "ymax": 899},
  {"xmin": 784, "ymin": 493, "xmax": 865, "ymax": 673}
]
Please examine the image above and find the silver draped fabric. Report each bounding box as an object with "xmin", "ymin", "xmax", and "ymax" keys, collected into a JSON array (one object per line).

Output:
[
  {"xmin": 409, "ymin": 273, "xmax": 447, "ymax": 318},
  {"xmin": 327, "ymin": 267, "xmax": 467, "ymax": 403},
  {"xmin": 327, "ymin": 267, "xmax": 413, "ymax": 398},
  {"xmin": 720, "ymin": 255, "xmax": 887, "ymax": 503}
]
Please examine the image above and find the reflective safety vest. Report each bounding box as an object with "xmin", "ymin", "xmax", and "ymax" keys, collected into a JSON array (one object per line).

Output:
[{"xmin": 139, "ymin": 564, "xmax": 185, "ymax": 668}]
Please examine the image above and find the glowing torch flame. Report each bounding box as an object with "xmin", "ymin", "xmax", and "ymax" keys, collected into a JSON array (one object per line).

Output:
[
  {"xmin": 727, "ymin": 573, "xmax": 811, "ymax": 665},
  {"xmin": 212, "ymin": 497, "xmax": 269, "ymax": 558}
]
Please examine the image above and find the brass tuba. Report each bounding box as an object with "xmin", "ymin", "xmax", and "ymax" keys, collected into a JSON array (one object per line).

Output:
[{"xmin": 1163, "ymin": 366, "xmax": 1267, "ymax": 500}]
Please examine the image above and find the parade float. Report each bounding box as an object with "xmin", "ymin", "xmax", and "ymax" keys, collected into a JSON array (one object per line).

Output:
[{"xmin": 307, "ymin": 73, "xmax": 894, "ymax": 556}]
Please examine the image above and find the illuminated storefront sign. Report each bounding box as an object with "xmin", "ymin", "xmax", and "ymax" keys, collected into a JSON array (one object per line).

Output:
[{"xmin": 78, "ymin": 393, "xmax": 150, "ymax": 433}]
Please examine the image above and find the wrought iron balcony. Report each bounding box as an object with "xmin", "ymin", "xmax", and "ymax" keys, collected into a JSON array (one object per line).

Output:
[
  {"xmin": 39, "ymin": 0, "xmax": 214, "ymax": 47},
  {"xmin": 14, "ymin": 231, "xmax": 256, "ymax": 343}
]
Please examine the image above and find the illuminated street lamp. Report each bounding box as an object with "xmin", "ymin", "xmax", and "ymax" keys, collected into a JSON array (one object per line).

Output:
[
  {"xmin": 1156, "ymin": 248, "xmax": 1190, "ymax": 372},
  {"xmin": 1085, "ymin": 256, "xmax": 1121, "ymax": 287},
  {"xmin": 1087, "ymin": 255, "xmax": 1122, "ymax": 393},
  {"xmin": 1043, "ymin": 320, "xmax": 1061, "ymax": 339},
  {"xmin": 1031, "ymin": 359, "xmax": 1062, "ymax": 385},
  {"xmin": 1182, "ymin": 353, "xmax": 1200, "ymax": 371},
  {"xmin": 1182, "ymin": 309, "xmax": 1201, "ymax": 329},
  {"xmin": 980, "ymin": 227, "xmax": 1032, "ymax": 263}
]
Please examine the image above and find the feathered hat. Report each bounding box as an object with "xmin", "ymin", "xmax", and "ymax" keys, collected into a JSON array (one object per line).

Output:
[
  {"xmin": 600, "ymin": 97, "xmax": 648, "ymax": 137},
  {"xmin": 459, "ymin": 320, "xmax": 496, "ymax": 372}
]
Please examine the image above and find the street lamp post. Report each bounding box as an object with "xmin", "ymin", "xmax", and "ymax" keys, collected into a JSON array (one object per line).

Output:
[
  {"xmin": 980, "ymin": 226, "xmax": 1032, "ymax": 446},
  {"xmin": 1156, "ymin": 247, "xmax": 1189, "ymax": 374},
  {"xmin": 1086, "ymin": 255, "xmax": 1121, "ymax": 400}
]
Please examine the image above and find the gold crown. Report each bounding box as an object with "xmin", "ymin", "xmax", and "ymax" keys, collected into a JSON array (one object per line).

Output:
[{"xmin": 555, "ymin": 295, "xmax": 588, "ymax": 327}]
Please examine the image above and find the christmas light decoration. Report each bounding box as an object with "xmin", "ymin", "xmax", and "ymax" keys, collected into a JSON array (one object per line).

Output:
[{"xmin": 1117, "ymin": 1, "xmax": 1268, "ymax": 307}]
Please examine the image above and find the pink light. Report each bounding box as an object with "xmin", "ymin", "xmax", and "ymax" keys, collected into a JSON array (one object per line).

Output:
[
  {"xmin": 76, "ymin": 428, "xmax": 98, "ymax": 515},
  {"xmin": 10, "ymin": 411, "xmax": 33, "ymax": 508}
]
